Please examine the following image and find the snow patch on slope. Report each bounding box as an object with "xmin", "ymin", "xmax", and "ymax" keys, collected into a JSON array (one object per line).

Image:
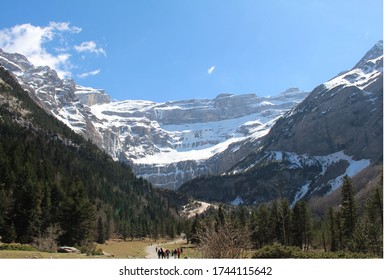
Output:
[
  {"xmin": 291, "ymin": 182, "xmax": 311, "ymax": 206},
  {"xmin": 180, "ymin": 201, "xmax": 215, "ymax": 218},
  {"xmin": 326, "ymin": 155, "xmax": 371, "ymax": 193},
  {"xmin": 324, "ymin": 56, "xmax": 383, "ymax": 91}
]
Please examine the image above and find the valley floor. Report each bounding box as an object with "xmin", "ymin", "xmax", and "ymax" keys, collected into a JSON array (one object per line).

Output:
[{"xmin": 0, "ymin": 237, "xmax": 194, "ymax": 259}]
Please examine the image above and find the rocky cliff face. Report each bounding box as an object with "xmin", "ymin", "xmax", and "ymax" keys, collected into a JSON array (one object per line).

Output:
[
  {"xmin": 91, "ymin": 89, "xmax": 308, "ymax": 189},
  {"xmin": 263, "ymin": 41, "xmax": 383, "ymax": 161},
  {"xmin": 75, "ymin": 85, "xmax": 111, "ymax": 106},
  {"xmin": 179, "ymin": 41, "xmax": 383, "ymax": 204}
]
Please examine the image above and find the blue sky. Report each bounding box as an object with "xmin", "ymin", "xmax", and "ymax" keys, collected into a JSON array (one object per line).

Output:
[{"xmin": 0, "ymin": 0, "xmax": 383, "ymax": 102}]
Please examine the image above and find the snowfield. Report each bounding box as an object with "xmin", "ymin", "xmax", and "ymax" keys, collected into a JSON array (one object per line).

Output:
[{"xmin": 90, "ymin": 91, "xmax": 304, "ymax": 165}]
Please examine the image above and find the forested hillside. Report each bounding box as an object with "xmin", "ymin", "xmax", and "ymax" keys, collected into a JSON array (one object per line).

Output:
[
  {"xmin": 0, "ymin": 67, "xmax": 181, "ymax": 248},
  {"xmin": 187, "ymin": 174, "xmax": 383, "ymax": 258}
]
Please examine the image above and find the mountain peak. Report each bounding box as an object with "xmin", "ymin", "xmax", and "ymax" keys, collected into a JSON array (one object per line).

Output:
[
  {"xmin": 353, "ymin": 40, "xmax": 383, "ymax": 70},
  {"xmin": 324, "ymin": 40, "xmax": 383, "ymax": 91}
]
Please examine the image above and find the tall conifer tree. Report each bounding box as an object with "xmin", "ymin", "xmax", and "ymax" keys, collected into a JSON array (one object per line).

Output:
[{"xmin": 339, "ymin": 175, "xmax": 357, "ymax": 246}]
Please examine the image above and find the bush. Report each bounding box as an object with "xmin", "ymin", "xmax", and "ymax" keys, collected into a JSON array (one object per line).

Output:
[
  {"xmin": 0, "ymin": 243, "xmax": 36, "ymax": 251},
  {"xmin": 79, "ymin": 242, "xmax": 103, "ymax": 256},
  {"xmin": 252, "ymin": 244, "xmax": 302, "ymax": 258},
  {"xmin": 252, "ymin": 243, "xmax": 379, "ymax": 259}
]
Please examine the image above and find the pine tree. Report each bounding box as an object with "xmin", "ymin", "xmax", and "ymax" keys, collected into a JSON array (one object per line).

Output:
[
  {"xmin": 214, "ymin": 206, "xmax": 225, "ymax": 232},
  {"xmin": 251, "ymin": 204, "xmax": 271, "ymax": 248},
  {"xmin": 1, "ymin": 222, "xmax": 17, "ymax": 243},
  {"xmin": 270, "ymin": 200, "xmax": 282, "ymax": 243},
  {"xmin": 168, "ymin": 220, "xmax": 177, "ymax": 240},
  {"xmin": 279, "ymin": 199, "xmax": 291, "ymax": 246},
  {"xmin": 189, "ymin": 214, "xmax": 200, "ymax": 244},
  {"xmin": 97, "ymin": 217, "xmax": 105, "ymax": 244},
  {"xmin": 104, "ymin": 213, "xmax": 112, "ymax": 241},
  {"xmin": 152, "ymin": 222, "xmax": 159, "ymax": 242},
  {"xmin": 291, "ymin": 201, "xmax": 311, "ymax": 250},
  {"xmin": 364, "ymin": 184, "xmax": 383, "ymax": 256},
  {"xmin": 269, "ymin": 199, "xmax": 291, "ymax": 246},
  {"xmin": 217, "ymin": 206, "xmax": 225, "ymax": 226},
  {"xmin": 59, "ymin": 181, "xmax": 96, "ymax": 246},
  {"xmin": 328, "ymin": 207, "xmax": 338, "ymax": 252},
  {"xmin": 339, "ymin": 175, "xmax": 357, "ymax": 246}
]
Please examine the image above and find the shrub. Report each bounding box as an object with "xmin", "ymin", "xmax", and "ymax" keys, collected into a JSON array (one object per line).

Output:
[
  {"xmin": 252, "ymin": 244, "xmax": 302, "ymax": 258},
  {"xmin": 0, "ymin": 243, "xmax": 36, "ymax": 251},
  {"xmin": 79, "ymin": 242, "xmax": 103, "ymax": 256},
  {"xmin": 252, "ymin": 243, "xmax": 379, "ymax": 259}
]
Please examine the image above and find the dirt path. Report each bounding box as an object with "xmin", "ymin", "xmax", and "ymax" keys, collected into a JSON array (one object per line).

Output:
[{"xmin": 145, "ymin": 243, "xmax": 158, "ymax": 259}]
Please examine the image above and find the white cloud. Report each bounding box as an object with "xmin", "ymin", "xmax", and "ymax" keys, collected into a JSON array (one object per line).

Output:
[
  {"xmin": 208, "ymin": 65, "xmax": 216, "ymax": 74},
  {"xmin": 78, "ymin": 69, "xmax": 101, "ymax": 78},
  {"xmin": 48, "ymin": 21, "xmax": 81, "ymax": 33},
  {"xmin": 74, "ymin": 41, "xmax": 106, "ymax": 56},
  {"xmin": 0, "ymin": 22, "xmax": 81, "ymax": 78}
]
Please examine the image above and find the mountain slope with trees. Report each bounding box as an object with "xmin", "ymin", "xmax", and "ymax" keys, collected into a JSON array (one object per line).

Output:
[{"xmin": 0, "ymin": 67, "xmax": 182, "ymax": 249}]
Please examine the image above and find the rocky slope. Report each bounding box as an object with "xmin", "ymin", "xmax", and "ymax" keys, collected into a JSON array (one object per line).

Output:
[{"xmin": 179, "ymin": 41, "xmax": 383, "ymax": 204}]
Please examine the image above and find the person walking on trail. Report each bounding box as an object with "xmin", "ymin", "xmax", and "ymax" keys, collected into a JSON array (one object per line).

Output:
[
  {"xmin": 166, "ymin": 249, "xmax": 170, "ymax": 259},
  {"xmin": 158, "ymin": 248, "xmax": 164, "ymax": 259},
  {"xmin": 177, "ymin": 248, "xmax": 181, "ymax": 258}
]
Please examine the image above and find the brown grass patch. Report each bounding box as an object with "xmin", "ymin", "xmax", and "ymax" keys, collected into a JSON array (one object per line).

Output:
[{"xmin": 0, "ymin": 238, "xmax": 160, "ymax": 259}]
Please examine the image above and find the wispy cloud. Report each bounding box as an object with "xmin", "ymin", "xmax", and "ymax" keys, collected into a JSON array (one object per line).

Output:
[
  {"xmin": 78, "ymin": 69, "xmax": 101, "ymax": 78},
  {"xmin": 0, "ymin": 22, "xmax": 81, "ymax": 78},
  {"xmin": 208, "ymin": 65, "xmax": 216, "ymax": 75},
  {"xmin": 74, "ymin": 41, "xmax": 106, "ymax": 56}
]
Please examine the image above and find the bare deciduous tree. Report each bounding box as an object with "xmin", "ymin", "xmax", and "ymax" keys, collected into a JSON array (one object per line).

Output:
[
  {"xmin": 195, "ymin": 217, "xmax": 252, "ymax": 258},
  {"xmin": 32, "ymin": 224, "xmax": 63, "ymax": 252}
]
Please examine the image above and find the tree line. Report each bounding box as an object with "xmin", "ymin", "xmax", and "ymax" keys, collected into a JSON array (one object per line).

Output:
[{"xmin": 185, "ymin": 174, "xmax": 383, "ymax": 258}]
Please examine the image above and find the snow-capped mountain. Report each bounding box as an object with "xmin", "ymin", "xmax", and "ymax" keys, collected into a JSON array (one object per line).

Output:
[
  {"xmin": 0, "ymin": 48, "xmax": 308, "ymax": 190},
  {"xmin": 179, "ymin": 41, "xmax": 383, "ymax": 204},
  {"xmin": 90, "ymin": 89, "xmax": 308, "ymax": 189},
  {"xmin": 0, "ymin": 48, "xmax": 108, "ymax": 145}
]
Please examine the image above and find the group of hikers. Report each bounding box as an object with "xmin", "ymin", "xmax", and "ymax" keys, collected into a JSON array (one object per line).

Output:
[{"xmin": 156, "ymin": 247, "xmax": 183, "ymax": 259}]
